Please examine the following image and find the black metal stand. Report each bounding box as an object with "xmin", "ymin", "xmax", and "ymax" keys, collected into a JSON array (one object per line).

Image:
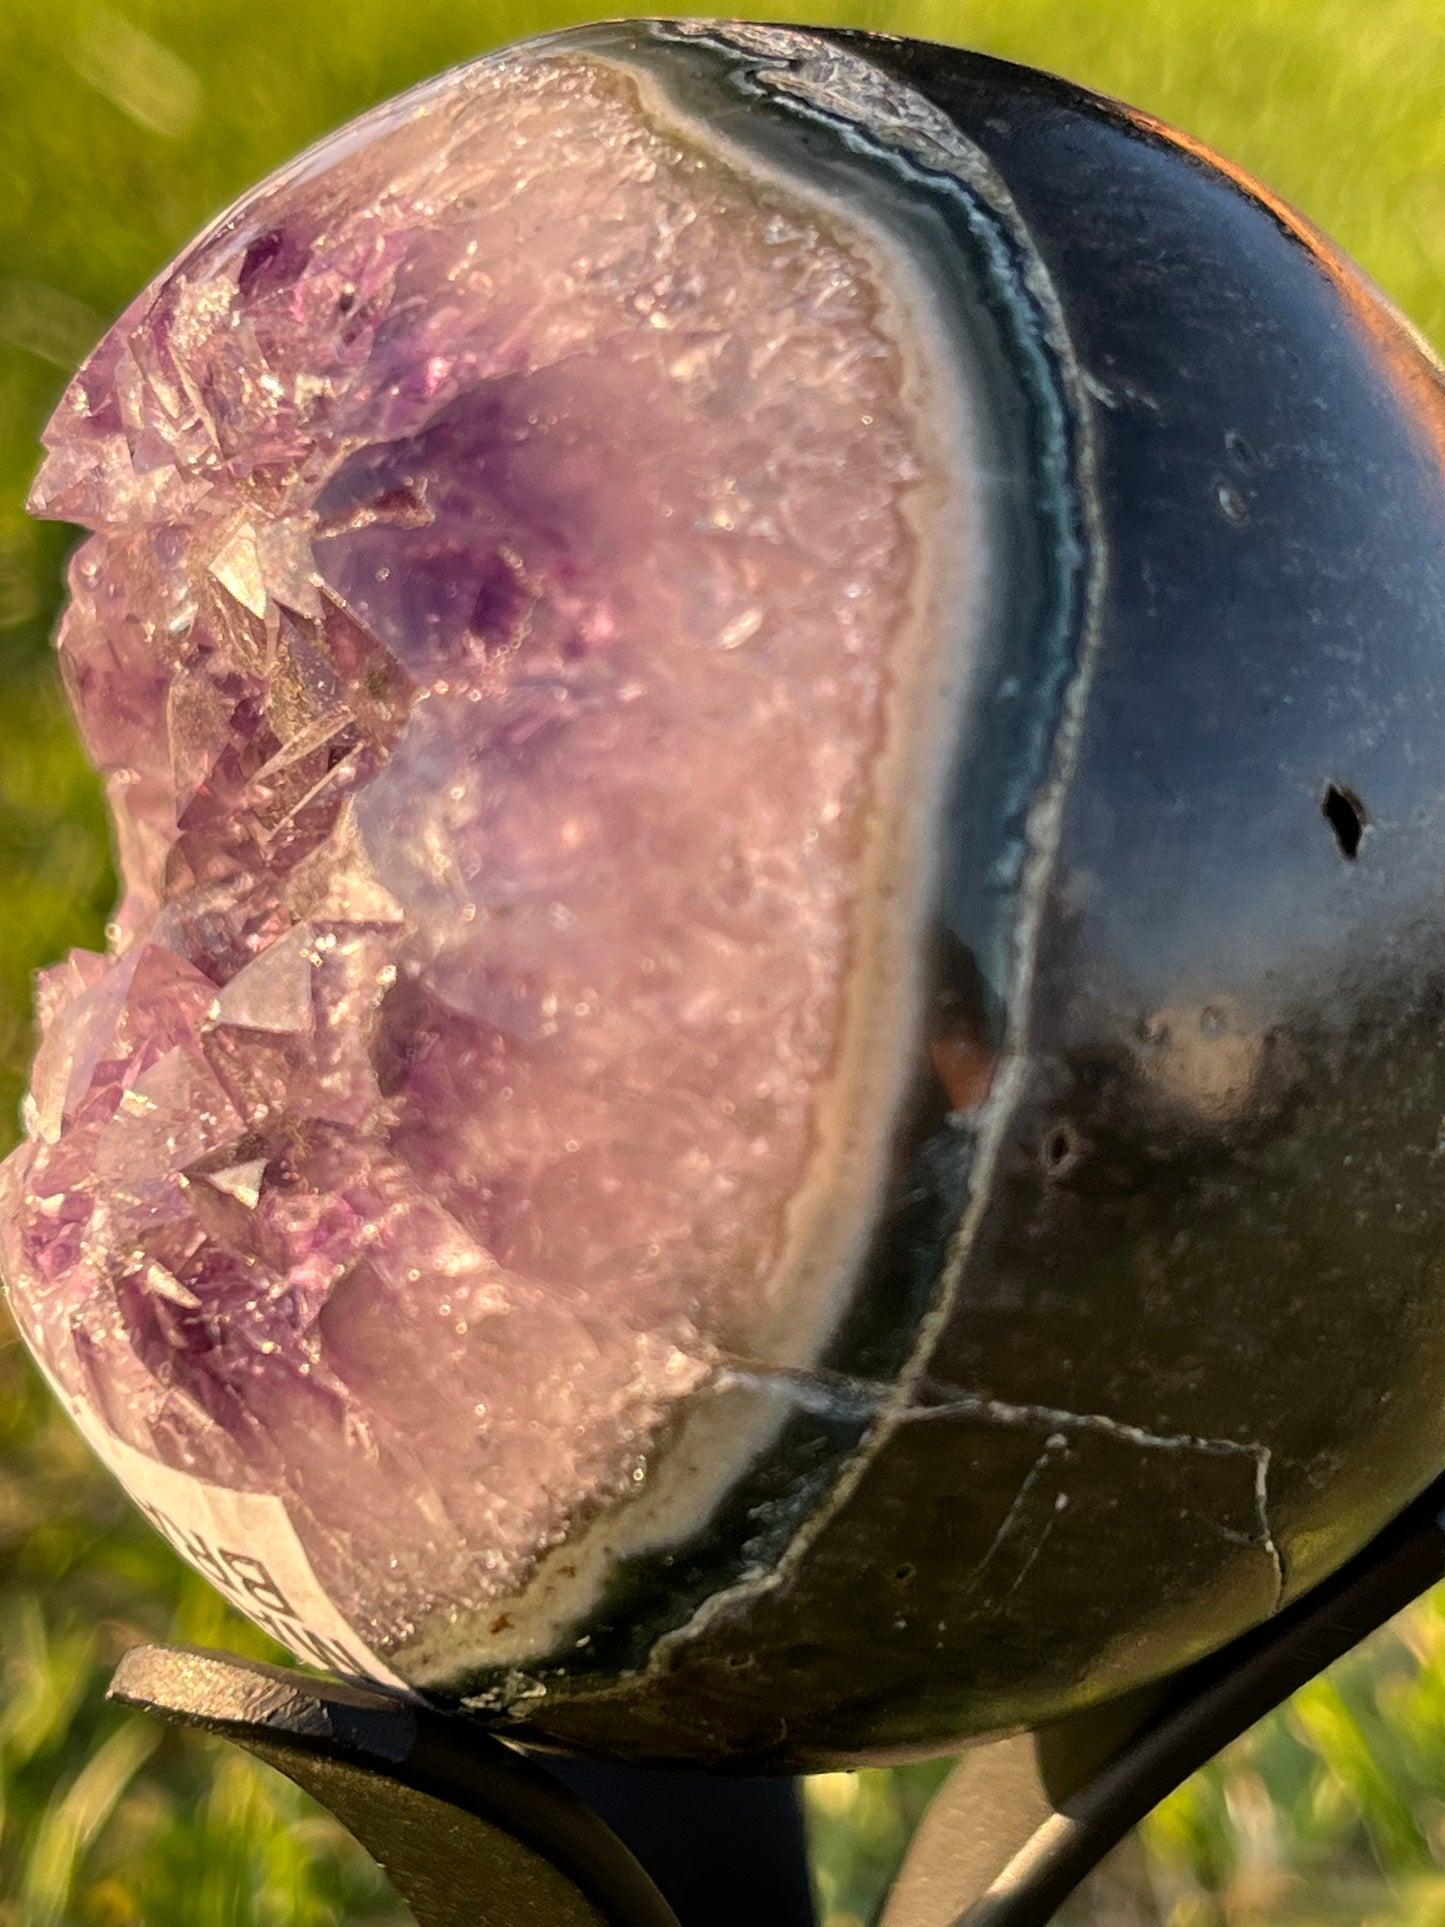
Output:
[{"xmin": 110, "ymin": 1472, "xmax": 1445, "ymax": 1927}]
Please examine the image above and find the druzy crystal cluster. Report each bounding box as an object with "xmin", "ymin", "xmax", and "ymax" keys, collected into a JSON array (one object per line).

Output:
[{"xmin": 2, "ymin": 25, "xmax": 974, "ymax": 1671}]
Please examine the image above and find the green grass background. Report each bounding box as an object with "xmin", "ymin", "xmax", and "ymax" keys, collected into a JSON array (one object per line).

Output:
[{"xmin": 0, "ymin": 1, "xmax": 1441, "ymax": 1922}]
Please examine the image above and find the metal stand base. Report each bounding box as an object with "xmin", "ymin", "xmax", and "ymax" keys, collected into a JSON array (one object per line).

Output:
[{"xmin": 110, "ymin": 1472, "xmax": 1445, "ymax": 1927}]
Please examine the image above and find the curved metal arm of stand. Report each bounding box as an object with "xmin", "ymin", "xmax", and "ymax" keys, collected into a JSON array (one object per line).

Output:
[
  {"xmin": 108, "ymin": 1645, "xmax": 818, "ymax": 1927},
  {"xmin": 886, "ymin": 1475, "xmax": 1445, "ymax": 1927},
  {"xmin": 110, "ymin": 1473, "xmax": 1445, "ymax": 1927},
  {"xmin": 109, "ymin": 1645, "xmax": 681, "ymax": 1927}
]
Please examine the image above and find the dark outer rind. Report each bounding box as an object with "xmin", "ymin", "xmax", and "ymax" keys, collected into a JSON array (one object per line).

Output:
[
  {"xmin": 429, "ymin": 22, "xmax": 1093, "ymax": 1712},
  {"xmin": 484, "ymin": 36, "xmax": 1445, "ymax": 1770}
]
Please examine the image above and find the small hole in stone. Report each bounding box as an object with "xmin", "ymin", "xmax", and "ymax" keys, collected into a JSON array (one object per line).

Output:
[
  {"xmin": 1041, "ymin": 1124, "xmax": 1081, "ymax": 1177},
  {"xmin": 894, "ymin": 1564, "xmax": 916, "ymax": 1584},
  {"xmin": 1224, "ymin": 428, "xmax": 1257, "ymax": 470},
  {"xmin": 1323, "ymin": 783, "xmax": 1365, "ymax": 859}
]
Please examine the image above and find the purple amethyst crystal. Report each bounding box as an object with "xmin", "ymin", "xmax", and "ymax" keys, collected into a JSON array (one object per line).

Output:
[{"xmin": 3, "ymin": 23, "xmax": 982, "ymax": 1689}]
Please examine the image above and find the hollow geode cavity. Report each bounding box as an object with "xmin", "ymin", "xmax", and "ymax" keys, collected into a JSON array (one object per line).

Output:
[{"xmin": 8, "ymin": 21, "xmax": 1445, "ymax": 1770}]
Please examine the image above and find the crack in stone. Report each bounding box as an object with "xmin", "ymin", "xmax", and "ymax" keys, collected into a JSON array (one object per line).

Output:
[
  {"xmin": 954, "ymin": 1431, "xmax": 1068, "ymax": 1612},
  {"xmin": 1001, "ymin": 1489, "xmax": 1068, "ymax": 1607},
  {"xmin": 1255, "ymin": 1447, "xmax": 1286, "ymax": 1609},
  {"xmin": 714, "ymin": 1361, "xmax": 1287, "ymax": 1609}
]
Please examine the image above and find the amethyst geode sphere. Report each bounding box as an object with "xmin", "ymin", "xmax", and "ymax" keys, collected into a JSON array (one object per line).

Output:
[{"xmin": 8, "ymin": 22, "xmax": 1445, "ymax": 1768}]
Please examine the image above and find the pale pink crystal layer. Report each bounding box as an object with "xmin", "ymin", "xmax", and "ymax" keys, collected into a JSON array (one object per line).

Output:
[{"xmin": 2, "ymin": 43, "xmax": 969, "ymax": 1663}]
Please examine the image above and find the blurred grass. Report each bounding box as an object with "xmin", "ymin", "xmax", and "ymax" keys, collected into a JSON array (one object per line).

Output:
[{"xmin": 0, "ymin": 0, "xmax": 1441, "ymax": 1921}]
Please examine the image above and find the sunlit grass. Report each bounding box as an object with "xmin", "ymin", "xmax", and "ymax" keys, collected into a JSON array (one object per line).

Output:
[
  {"xmin": 803, "ymin": 1594, "xmax": 1445, "ymax": 1927},
  {"xmin": 0, "ymin": 0, "xmax": 1441, "ymax": 1919}
]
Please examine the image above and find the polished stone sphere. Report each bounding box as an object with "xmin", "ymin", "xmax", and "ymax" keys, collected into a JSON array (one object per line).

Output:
[{"xmin": 5, "ymin": 21, "xmax": 1445, "ymax": 1770}]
